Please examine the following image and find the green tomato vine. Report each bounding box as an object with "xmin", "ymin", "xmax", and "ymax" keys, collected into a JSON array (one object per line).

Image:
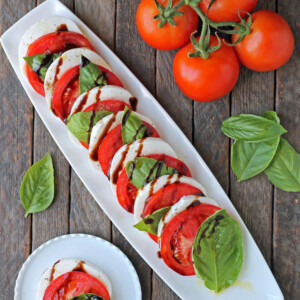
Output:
[{"xmin": 153, "ymin": 0, "xmax": 252, "ymax": 59}]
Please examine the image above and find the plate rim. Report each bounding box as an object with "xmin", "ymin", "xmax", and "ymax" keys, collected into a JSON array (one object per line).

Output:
[{"xmin": 14, "ymin": 233, "xmax": 142, "ymax": 300}]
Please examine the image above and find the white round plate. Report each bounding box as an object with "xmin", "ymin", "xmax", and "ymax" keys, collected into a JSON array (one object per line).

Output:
[{"xmin": 14, "ymin": 234, "xmax": 142, "ymax": 300}]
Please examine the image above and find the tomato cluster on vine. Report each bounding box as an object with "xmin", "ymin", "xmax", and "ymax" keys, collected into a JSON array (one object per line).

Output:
[{"xmin": 136, "ymin": 0, "xmax": 294, "ymax": 102}]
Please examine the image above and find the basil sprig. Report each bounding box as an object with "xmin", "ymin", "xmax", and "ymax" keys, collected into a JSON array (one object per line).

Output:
[
  {"xmin": 121, "ymin": 106, "xmax": 148, "ymax": 144},
  {"xmin": 222, "ymin": 111, "xmax": 300, "ymax": 192},
  {"xmin": 24, "ymin": 53, "xmax": 59, "ymax": 80},
  {"xmin": 192, "ymin": 209, "xmax": 243, "ymax": 293},
  {"xmin": 221, "ymin": 114, "xmax": 286, "ymax": 142},
  {"xmin": 67, "ymin": 111, "xmax": 111, "ymax": 144},
  {"xmin": 134, "ymin": 207, "xmax": 170, "ymax": 235},
  {"xmin": 20, "ymin": 153, "xmax": 54, "ymax": 217},
  {"xmin": 79, "ymin": 56, "xmax": 107, "ymax": 94},
  {"xmin": 70, "ymin": 294, "xmax": 104, "ymax": 300},
  {"xmin": 125, "ymin": 157, "xmax": 178, "ymax": 189}
]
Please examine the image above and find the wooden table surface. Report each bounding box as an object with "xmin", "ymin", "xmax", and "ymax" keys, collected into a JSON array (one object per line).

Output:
[{"xmin": 0, "ymin": 0, "xmax": 299, "ymax": 299}]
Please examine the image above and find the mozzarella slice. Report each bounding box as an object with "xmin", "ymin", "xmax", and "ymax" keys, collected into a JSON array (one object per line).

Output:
[
  {"xmin": 37, "ymin": 258, "xmax": 112, "ymax": 299},
  {"xmin": 44, "ymin": 48, "xmax": 111, "ymax": 112},
  {"xmin": 19, "ymin": 16, "xmax": 83, "ymax": 80},
  {"xmin": 67, "ymin": 86, "xmax": 134, "ymax": 146},
  {"xmin": 134, "ymin": 175, "xmax": 207, "ymax": 223},
  {"xmin": 89, "ymin": 111, "xmax": 156, "ymax": 171},
  {"xmin": 109, "ymin": 138, "xmax": 177, "ymax": 195},
  {"xmin": 157, "ymin": 195, "xmax": 219, "ymax": 238}
]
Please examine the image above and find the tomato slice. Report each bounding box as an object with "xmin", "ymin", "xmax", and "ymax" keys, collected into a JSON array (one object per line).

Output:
[
  {"xmin": 43, "ymin": 271, "xmax": 110, "ymax": 300},
  {"xmin": 25, "ymin": 31, "xmax": 94, "ymax": 96},
  {"xmin": 143, "ymin": 182, "xmax": 204, "ymax": 243},
  {"xmin": 52, "ymin": 65, "xmax": 123, "ymax": 122},
  {"xmin": 116, "ymin": 154, "xmax": 191, "ymax": 213},
  {"xmin": 160, "ymin": 203, "xmax": 220, "ymax": 275},
  {"xmin": 98, "ymin": 123, "xmax": 160, "ymax": 177}
]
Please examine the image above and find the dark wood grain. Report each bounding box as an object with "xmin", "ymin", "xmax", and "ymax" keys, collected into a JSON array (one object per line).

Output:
[
  {"xmin": 69, "ymin": 0, "xmax": 112, "ymax": 240},
  {"xmin": 194, "ymin": 98, "xmax": 230, "ymax": 193},
  {"xmin": 230, "ymin": 0, "xmax": 276, "ymax": 266},
  {"xmin": 273, "ymin": 0, "xmax": 300, "ymax": 298},
  {"xmin": 115, "ymin": 1, "xmax": 153, "ymax": 299},
  {"xmin": 0, "ymin": 0, "xmax": 34, "ymax": 297}
]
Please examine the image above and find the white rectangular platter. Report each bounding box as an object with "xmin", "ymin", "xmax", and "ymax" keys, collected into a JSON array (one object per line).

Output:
[{"xmin": 0, "ymin": 0, "xmax": 283, "ymax": 299}]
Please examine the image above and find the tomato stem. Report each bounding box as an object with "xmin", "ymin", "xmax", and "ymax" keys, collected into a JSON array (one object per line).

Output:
[
  {"xmin": 154, "ymin": 0, "xmax": 185, "ymax": 28},
  {"xmin": 184, "ymin": 0, "xmax": 252, "ymax": 58}
]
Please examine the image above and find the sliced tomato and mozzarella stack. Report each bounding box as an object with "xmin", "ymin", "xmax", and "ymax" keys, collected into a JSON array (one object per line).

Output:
[
  {"xmin": 45, "ymin": 49, "xmax": 122, "ymax": 120},
  {"xmin": 19, "ymin": 16, "xmax": 95, "ymax": 96},
  {"xmin": 38, "ymin": 258, "xmax": 111, "ymax": 300},
  {"xmin": 67, "ymin": 85, "xmax": 134, "ymax": 148},
  {"xmin": 19, "ymin": 16, "xmax": 244, "ymax": 291},
  {"xmin": 88, "ymin": 110, "xmax": 157, "ymax": 171}
]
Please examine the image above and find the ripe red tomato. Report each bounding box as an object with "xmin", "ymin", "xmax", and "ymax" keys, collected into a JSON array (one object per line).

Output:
[
  {"xmin": 232, "ymin": 10, "xmax": 294, "ymax": 72},
  {"xmin": 136, "ymin": 0, "xmax": 198, "ymax": 50},
  {"xmin": 26, "ymin": 32, "xmax": 94, "ymax": 96},
  {"xmin": 116, "ymin": 154, "xmax": 191, "ymax": 213},
  {"xmin": 98, "ymin": 123, "xmax": 159, "ymax": 177},
  {"xmin": 52, "ymin": 65, "xmax": 122, "ymax": 121},
  {"xmin": 173, "ymin": 35, "xmax": 239, "ymax": 102},
  {"xmin": 199, "ymin": 0, "xmax": 258, "ymax": 22},
  {"xmin": 160, "ymin": 203, "xmax": 220, "ymax": 275},
  {"xmin": 43, "ymin": 271, "xmax": 110, "ymax": 300}
]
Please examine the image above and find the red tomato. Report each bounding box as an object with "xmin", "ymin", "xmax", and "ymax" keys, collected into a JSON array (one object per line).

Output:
[
  {"xmin": 116, "ymin": 154, "xmax": 191, "ymax": 213},
  {"xmin": 136, "ymin": 0, "xmax": 198, "ymax": 50},
  {"xmin": 143, "ymin": 182, "xmax": 204, "ymax": 242},
  {"xmin": 98, "ymin": 123, "xmax": 160, "ymax": 177},
  {"xmin": 43, "ymin": 271, "xmax": 110, "ymax": 300},
  {"xmin": 160, "ymin": 203, "xmax": 220, "ymax": 275},
  {"xmin": 199, "ymin": 0, "xmax": 258, "ymax": 22},
  {"xmin": 52, "ymin": 65, "xmax": 123, "ymax": 122},
  {"xmin": 25, "ymin": 32, "xmax": 94, "ymax": 96},
  {"xmin": 173, "ymin": 35, "xmax": 239, "ymax": 102},
  {"xmin": 232, "ymin": 10, "xmax": 294, "ymax": 72}
]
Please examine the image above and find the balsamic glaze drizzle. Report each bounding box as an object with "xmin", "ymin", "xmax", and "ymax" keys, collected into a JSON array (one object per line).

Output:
[{"xmin": 196, "ymin": 214, "xmax": 225, "ymax": 255}]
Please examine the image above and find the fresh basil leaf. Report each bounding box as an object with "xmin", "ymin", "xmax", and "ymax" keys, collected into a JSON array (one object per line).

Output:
[
  {"xmin": 70, "ymin": 294, "xmax": 104, "ymax": 300},
  {"xmin": 126, "ymin": 157, "xmax": 178, "ymax": 189},
  {"xmin": 265, "ymin": 138, "xmax": 300, "ymax": 192},
  {"xmin": 231, "ymin": 138, "xmax": 280, "ymax": 181},
  {"xmin": 67, "ymin": 111, "xmax": 111, "ymax": 144},
  {"xmin": 121, "ymin": 106, "xmax": 147, "ymax": 144},
  {"xmin": 222, "ymin": 114, "xmax": 287, "ymax": 142},
  {"xmin": 261, "ymin": 111, "xmax": 280, "ymax": 124},
  {"xmin": 192, "ymin": 209, "xmax": 243, "ymax": 293},
  {"xmin": 24, "ymin": 53, "xmax": 59, "ymax": 80},
  {"xmin": 20, "ymin": 153, "xmax": 54, "ymax": 217},
  {"xmin": 134, "ymin": 207, "xmax": 170, "ymax": 235},
  {"xmin": 231, "ymin": 111, "xmax": 281, "ymax": 181},
  {"xmin": 79, "ymin": 56, "xmax": 107, "ymax": 94}
]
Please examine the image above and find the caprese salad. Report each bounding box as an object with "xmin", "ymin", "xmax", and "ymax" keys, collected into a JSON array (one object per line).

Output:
[
  {"xmin": 38, "ymin": 258, "xmax": 111, "ymax": 300},
  {"xmin": 20, "ymin": 16, "xmax": 244, "ymax": 294}
]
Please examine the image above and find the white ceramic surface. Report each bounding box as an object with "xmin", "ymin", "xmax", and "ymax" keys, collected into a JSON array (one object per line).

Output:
[
  {"xmin": 0, "ymin": 0, "xmax": 283, "ymax": 299},
  {"xmin": 14, "ymin": 234, "xmax": 141, "ymax": 300}
]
